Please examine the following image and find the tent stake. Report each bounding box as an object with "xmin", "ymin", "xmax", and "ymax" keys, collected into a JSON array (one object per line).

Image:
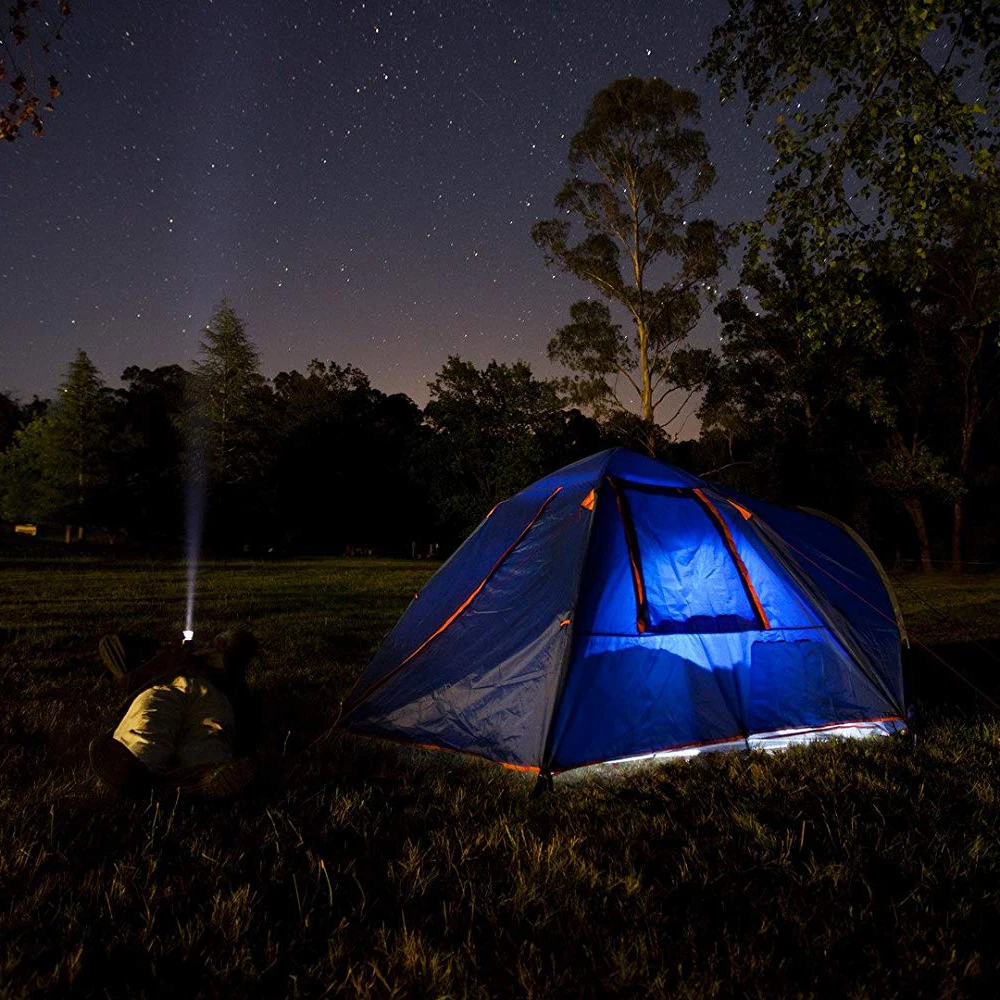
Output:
[{"xmin": 531, "ymin": 771, "xmax": 554, "ymax": 798}]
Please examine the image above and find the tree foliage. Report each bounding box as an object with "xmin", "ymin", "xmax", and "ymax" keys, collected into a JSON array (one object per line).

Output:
[
  {"xmin": 421, "ymin": 356, "xmax": 601, "ymax": 538},
  {"xmin": 910, "ymin": 181, "xmax": 1000, "ymax": 567},
  {"xmin": 0, "ymin": 288, "xmax": 993, "ymax": 566},
  {"xmin": 115, "ymin": 365, "xmax": 190, "ymax": 539},
  {"xmin": 0, "ymin": 392, "xmax": 20, "ymax": 451},
  {"xmin": 0, "ymin": 412, "xmax": 62, "ymax": 521},
  {"xmin": 533, "ymin": 77, "xmax": 731, "ymax": 454},
  {"xmin": 702, "ymin": 0, "xmax": 1000, "ymax": 258},
  {"xmin": 1, "ymin": 0, "xmax": 71, "ymax": 142},
  {"xmin": 702, "ymin": 228, "xmax": 982, "ymax": 569},
  {"xmin": 701, "ymin": 1, "xmax": 1000, "ymax": 568},
  {"xmin": 0, "ymin": 390, "xmax": 45, "ymax": 451},
  {"xmin": 271, "ymin": 360, "xmax": 427, "ymax": 552},
  {"xmin": 702, "ymin": 238, "xmax": 887, "ymax": 503},
  {"xmin": 190, "ymin": 300, "xmax": 270, "ymax": 491},
  {"xmin": 182, "ymin": 301, "xmax": 277, "ymax": 549},
  {"xmin": 54, "ymin": 349, "xmax": 113, "ymax": 502},
  {"xmin": 0, "ymin": 350, "xmax": 114, "ymax": 524},
  {"xmin": 47, "ymin": 348, "xmax": 117, "ymax": 524}
]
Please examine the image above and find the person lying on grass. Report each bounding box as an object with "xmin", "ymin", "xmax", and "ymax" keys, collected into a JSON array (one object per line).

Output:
[{"xmin": 89, "ymin": 628, "xmax": 261, "ymax": 799}]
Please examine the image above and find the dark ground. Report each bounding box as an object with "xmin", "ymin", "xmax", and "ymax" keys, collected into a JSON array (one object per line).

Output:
[{"xmin": 2, "ymin": 558, "xmax": 1000, "ymax": 998}]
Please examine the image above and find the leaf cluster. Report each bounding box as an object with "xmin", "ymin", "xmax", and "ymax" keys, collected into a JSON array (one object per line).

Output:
[
  {"xmin": 420, "ymin": 356, "xmax": 601, "ymax": 536},
  {"xmin": 867, "ymin": 440, "xmax": 965, "ymax": 502},
  {"xmin": 533, "ymin": 78, "xmax": 728, "ymax": 322},
  {"xmin": 0, "ymin": 349, "xmax": 117, "ymax": 522},
  {"xmin": 702, "ymin": 0, "xmax": 1000, "ymax": 259},
  {"xmin": 548, "ymin": 298, "xmax": 717, "ymax": 434},
  {"xmin": 1, "ymin": 0, "xmax": 71, "ymax": 141}
]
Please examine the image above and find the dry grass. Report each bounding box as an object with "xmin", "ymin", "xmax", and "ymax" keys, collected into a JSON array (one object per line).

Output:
[{"xmin": 1, "ymin": 557, "xmax": 999, "ymax": 997}]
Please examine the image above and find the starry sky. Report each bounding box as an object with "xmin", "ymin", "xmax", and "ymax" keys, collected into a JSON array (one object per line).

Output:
[{"xmin": 0, "ymin": 0, "xmax": 773, "ymax": 414}]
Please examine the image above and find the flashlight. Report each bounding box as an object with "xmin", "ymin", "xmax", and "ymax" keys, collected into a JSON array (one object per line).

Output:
[{"xmin": 182, "ymin": 629, "xmax": 194, "ymax": 643}]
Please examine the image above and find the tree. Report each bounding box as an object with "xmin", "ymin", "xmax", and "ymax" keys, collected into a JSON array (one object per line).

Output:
[
  {"xmin": 701, "ymin": 3, "xmax": 1000, "ymax": 569},
  {"xmin": 0, "ymin": 391, "xmax": 19, "ymax": 451},
  {"xmin": 0, "ymin": 412, "xmax": 62, "ymax": 521},
  {"xmin": 702, "ymin": 1, "xmax": 1000, "ymax": 263},
  {"xmin": 1, "ymin": 1, "xmax": 72, "ymax": 141},
  {"xmin": 703, "ymin": 235, "xmax": 966, "ymax": 569},
  {"xmin": 116, "ymin": 365, "xmax": 191, "ymax": 542},
  {"xmin": 52, "ymin": 349, "xmax": 115, "ymax": 521},
  {"xmin": 0, "ymin": 392, "xmax": 52, "ymax": 521},
  {"xmin": 701, "ymin": 237, "xmax": 890, "ymax": 509},
  {"xmin": 420, "ymin": 357, "xmax": 597, "ymax": 539},
  {"xmin": 533, "ymin": 77, "xmax": 732, "ymax": 455},
  {"xmin": 918, "ymin": 185, "xmax": 1000, "ymax": 570},
  {"xmin": 189, "ymin": 300, "xmax": 272, "ymax": 548},
  {"xmin": 867, "ymin": 439, "xmax": 962, "ymax": 571},
  {"xmin": 0, "ymin": 350, "xmax": 115, "ymax": 526},
  {"xmin": 0, "ymin": 390, "xmax": 42, "ymax": 450},
  {"xmin": 701, "ymin": 1, "xmax": 1000, "ymax": 354},
  {"xmin": 271, "ymin": 360, "xmax": 427, "ymax": 552},
  {"xmin": 191, "ymin": 300, "xmax": 269, "ymax": 489},
  {"xmin": 272, "ymin": 359, "xmax": 373, "ymax": 431},
  {"xmin": 707, "ymin": 235, "xmax": 893, "ymax": 436}
]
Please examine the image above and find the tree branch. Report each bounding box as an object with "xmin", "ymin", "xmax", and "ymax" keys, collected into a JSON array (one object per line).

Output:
[
  {"xmin": 660, "ymin": 388, "xmax": 697, "ymax": 427},
  {"xmin": 615, "ymin": 365, "xmax": 643, "ymax": 399},
  {"xmin": 652, "ymin": 383, "xmax": 684, "ymax": 410}
]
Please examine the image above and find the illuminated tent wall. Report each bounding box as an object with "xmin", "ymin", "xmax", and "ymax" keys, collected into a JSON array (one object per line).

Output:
[{"xmin": 342, "ymin": 449, "xmax": 906, "ymax": 777}]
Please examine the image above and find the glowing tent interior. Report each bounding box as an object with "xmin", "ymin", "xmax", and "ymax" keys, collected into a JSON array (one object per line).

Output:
[{"xmin": 341, "ymin": 449, "xmax": 907, "ymax": 778}]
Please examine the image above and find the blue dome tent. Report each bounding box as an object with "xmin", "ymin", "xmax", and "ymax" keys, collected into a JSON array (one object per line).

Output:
[{"xmin": 342, "ymin": 449, "xmax": 906, "ymax": 778}]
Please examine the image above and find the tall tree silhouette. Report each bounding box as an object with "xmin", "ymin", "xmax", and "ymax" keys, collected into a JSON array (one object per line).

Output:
[
  {"xmin": 533, "ymin": 77, "xmax": 731, "ymax": 455},
  {"xmin": 0, "ymin": 350, "xmax": 113, "ymax": 526},
  {"xmin": 52, "ymin": 349, "xmax": 114, "ymax": 521},
  {"xmin": 190, "ymin": 301, "xmax": 271, "ymax": 546},
  {"xmin": 191, "ymin": 300, "xmax": 268, "ymax": 489}
]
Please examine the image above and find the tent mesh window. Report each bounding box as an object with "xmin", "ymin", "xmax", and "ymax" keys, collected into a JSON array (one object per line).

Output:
[{"xmin": 614, "ymin": 480, "xmax": 762, "ymax": 635}]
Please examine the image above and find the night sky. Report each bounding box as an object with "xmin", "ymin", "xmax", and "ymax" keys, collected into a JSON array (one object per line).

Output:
[{"xmin": 1, "ymin": 0, "xmax": 773, "ymax": 414}]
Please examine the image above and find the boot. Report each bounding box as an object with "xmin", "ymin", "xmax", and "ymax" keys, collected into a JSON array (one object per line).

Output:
[
  {"xmin": 90, "ymin": 734, "xmax": 154, "ymax": 798},
  {"xmin": 171, "ymin": 758, "xmax": 256, "ymax": 798},
  {"xmin": 97, "ymin": 634, "xmax": 129, "ymax": 681}
]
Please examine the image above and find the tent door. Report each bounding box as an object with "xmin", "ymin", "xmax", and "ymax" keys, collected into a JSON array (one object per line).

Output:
[{"xmin": 607, "ymin": 477, "xmax": 767, "ymax": 635}]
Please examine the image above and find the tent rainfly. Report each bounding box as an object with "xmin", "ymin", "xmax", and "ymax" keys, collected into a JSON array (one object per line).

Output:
[{"xmin": 342, "ymin": 449, "xmax": 907, "ymax": 779}]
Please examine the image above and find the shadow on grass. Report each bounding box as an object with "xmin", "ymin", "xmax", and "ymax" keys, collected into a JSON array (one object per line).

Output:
[{"xmin": 906, "ymin": 638, "xmax": 1000, "ymax": 715}]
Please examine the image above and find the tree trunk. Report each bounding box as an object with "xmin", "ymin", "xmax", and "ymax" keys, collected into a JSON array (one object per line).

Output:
[
  {"xmin": 637, "ymin": 318, "xmax": 654, "ymax": 451},
  {"xmin": 902, "ymin": 497, "xmax": 933, "ymax": 572},
  {"xmin": 951, "ymin": 405, "xmax": 977, "ymax": 574},
  {"xmin": 951, "ymin": 499, "xmax": 964, "ymax": 574},
  {"xmin": 952, "ymin": 330, "xmax": 984, "ymax": 573},
  {"xmin": 636, "ymin": 320, "xmax": 653, "ymax": 424},
  {"xmin": 636, "ymin": 318, "xmax": 656, "ymax": 456}
]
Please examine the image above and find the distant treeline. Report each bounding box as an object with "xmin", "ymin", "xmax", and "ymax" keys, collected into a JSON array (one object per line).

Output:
[
  {"xmin": 1, "ymin": 299, "xmax": 997, "ymax": 570},
  {"xmin": 0, "ymin": 303, "xmax": 609, "ymax": 556},
  {"xmin": 7, "ymin": 7, "xmax": 1000, "ymax": 571}
]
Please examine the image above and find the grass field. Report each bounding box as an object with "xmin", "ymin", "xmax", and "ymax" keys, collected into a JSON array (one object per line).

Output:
[{"xmin": 2, "ymin": 557, "xmax": 1000, "ymax": 997}]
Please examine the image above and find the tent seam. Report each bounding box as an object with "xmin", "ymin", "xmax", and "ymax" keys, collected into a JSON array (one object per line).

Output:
[
  {"xmin": 739, "ymin": 512, "xmax": 906, "ymax": 717},
  {"xmin": 342, "ymin": 485, "xmax": 564, "ymax": 717},
  {"xmin": 538, "ymin": 450, "xmax": 617, "ymax": 775}
]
